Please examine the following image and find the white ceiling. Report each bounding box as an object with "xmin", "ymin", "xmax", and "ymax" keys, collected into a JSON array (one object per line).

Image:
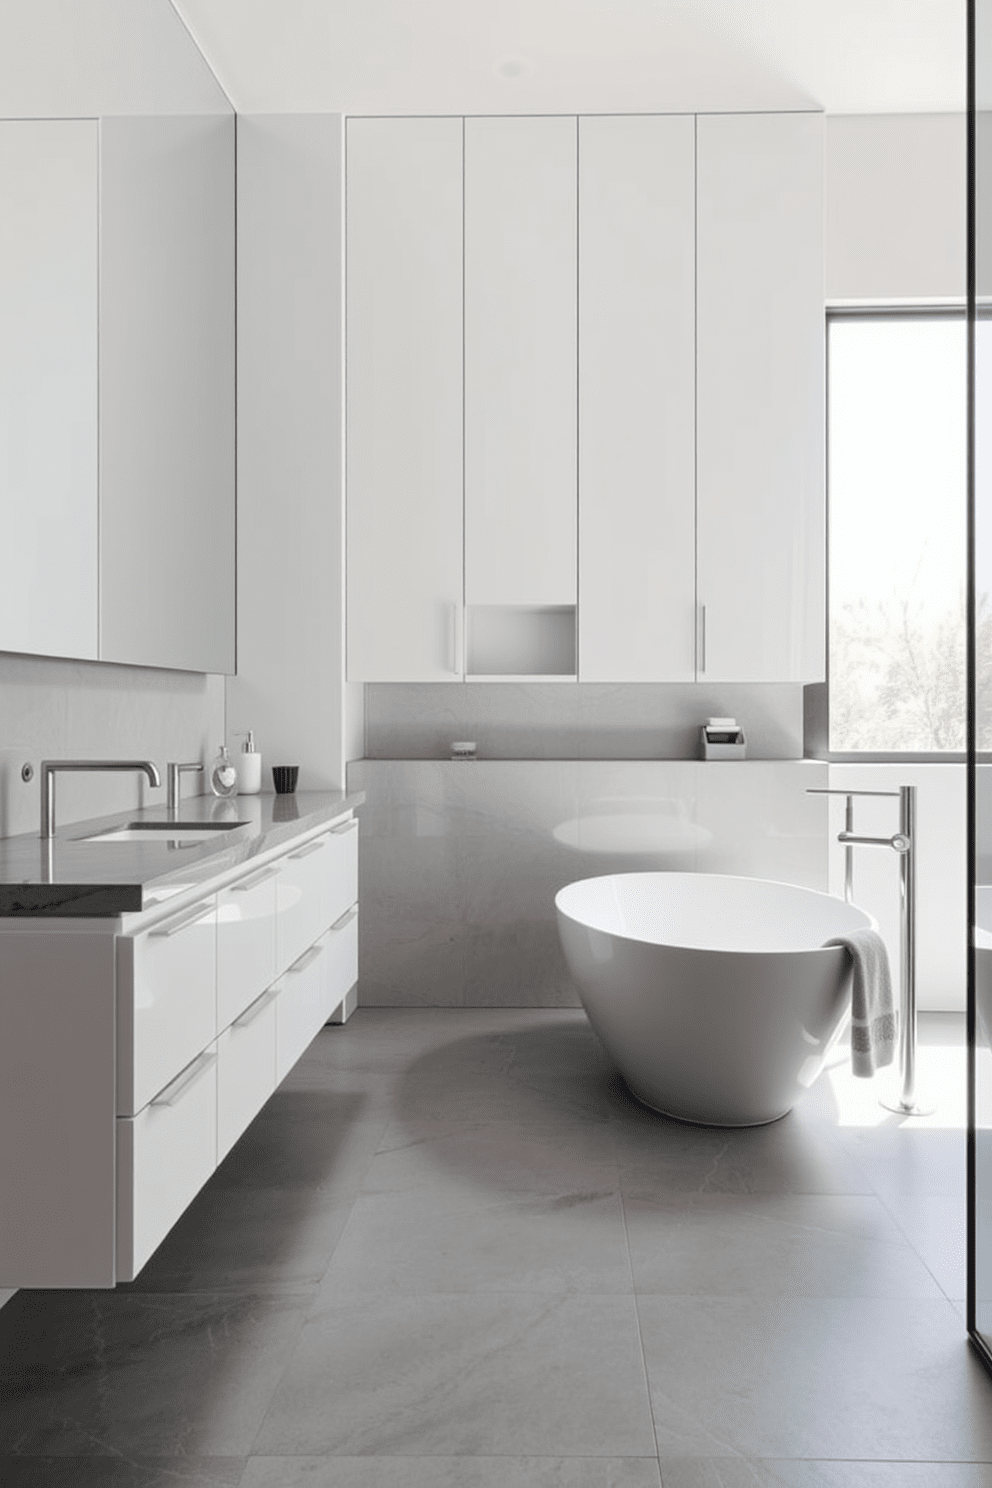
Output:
[{"xmin": 172, "ymin": 0, "xmax": 966, "ymax": 118}]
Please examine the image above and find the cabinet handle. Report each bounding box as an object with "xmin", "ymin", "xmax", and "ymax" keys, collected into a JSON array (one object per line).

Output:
[
  {"xmin": 451, "ymin": 602, "xmax": 464, "ymax": 676},
  {"xmin": 230, "ymin": 864, "xmax": 281, "ymax": 893},
  {"xmin": 288, "ymin": 940, "xmax": 325, "ymax": 975},
  {"xmin": 330, "ymin": 906, "xmax": 358, "ymax": 933},
  {"xmin": 151, "ymin": 1050, "xmax": 216, "ymax": 1107},
  {"xmin": 700, "ymin": 604, "xmax": 707, "ymax": 675},
  {"xmin": 330, "ymin": 819, "xmax": 358, "ymax": 836},
  {"xmin": 288, "ymin": 836, "xmax": 328, "ymax": 861},
  {"xmin": 150, "ymin": 899, "xmax": 214, "ymax": 938},
  {"xmin": 233, "ymin": 986, "xmax": 280, "ymax": 1029}
]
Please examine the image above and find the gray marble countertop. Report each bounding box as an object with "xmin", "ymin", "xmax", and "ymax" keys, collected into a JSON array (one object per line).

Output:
[{"xmin": 0, "ymin": 789, "xmax": 364, "ymax": 918}]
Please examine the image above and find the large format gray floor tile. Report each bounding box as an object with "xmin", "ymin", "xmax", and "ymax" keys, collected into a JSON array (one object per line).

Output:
[
  {"xmin": 0, "ymin": 1461, "xmax": 246, "ymax": 1487},
  {"xmin": 362, "ymin": 1115, "xmax": 620, "ymax": 1198},
  {"xmin": 637, "ymin": 1295, "xmax": 992, "ymax": 1461},
  {"xmin": 657, "ymin": 1463, "xmax": 992, "ymax": 1487},
  {"xmin": 240, "ymin": 1458, "xmax": 663, "ymax": 1487},
  {"xmin": 838, "ymin": 1126, "xmax": 967, "ymax": 1200},
  {"xmin": 624, "ymin": 1193, "xmax": 944, "ymax": 1298},
  {"xmin": 0, "ymin": 1288, "xmax": 312, "ymax": 1458},
  {"xmin": 614, "ymin": 1110, "xmax": 872, "ymax": 1198},
  {"xmin": 883, "ymin": 1193, "xmax": 968, "ymax": 1299},
  {"xmin": 319, "ymin": 1186, "xmax": 633, "ymax": 1295},
  {"xmin": 253, "ymin": 1292, "xmax": 657, "ymax": 1458}
]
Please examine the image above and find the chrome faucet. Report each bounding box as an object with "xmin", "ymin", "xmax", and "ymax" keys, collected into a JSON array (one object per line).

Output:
[
  {"xmin": 40, "ymin": 760, "xmax": 161, "ymax": 839},
  {"xmin": 167, "ymin": 761, "xmax": 203, "ymax": 816}
]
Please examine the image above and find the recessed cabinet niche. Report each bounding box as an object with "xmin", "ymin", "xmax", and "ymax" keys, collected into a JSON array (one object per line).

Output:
[
  {"xmin": 0, "ymin": 115, "xmax": 235, "ymax": 674},
  {"xmin": 345, "ymin": 110, "xmax": 825, "ymax": 686}
]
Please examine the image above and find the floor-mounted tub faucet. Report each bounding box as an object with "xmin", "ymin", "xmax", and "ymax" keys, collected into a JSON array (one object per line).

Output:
[
  {"xmin": 40, "ymin": 760, "xmax": 161, "ymax": 839},
  {"xmin": 808, "ymin": 785, "xmax": 930, "ymax": 1117}
]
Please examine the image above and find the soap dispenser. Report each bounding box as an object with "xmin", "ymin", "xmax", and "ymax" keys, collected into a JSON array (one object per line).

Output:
[
  {"xmin": 209, "ymin": 743, "xmax": 238, "ymax": 798},
  {"xmin": 235, "ymin": 730, "xmax": 262, "ymax": 795}
]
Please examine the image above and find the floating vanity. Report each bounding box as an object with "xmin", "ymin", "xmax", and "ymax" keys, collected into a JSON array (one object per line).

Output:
[{"xmin": 0, "ymin": 790, "xmax": 361, "ymax": 1289}]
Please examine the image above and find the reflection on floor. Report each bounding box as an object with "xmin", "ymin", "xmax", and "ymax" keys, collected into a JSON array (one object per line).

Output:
[{"xmin": 0, "ymin": 1009, "xmax": 989, "ymax": 1487}]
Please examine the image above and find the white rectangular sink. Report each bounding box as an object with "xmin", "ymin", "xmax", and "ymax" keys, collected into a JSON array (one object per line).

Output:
[{"xmin": 81, "ymin": 823, "xmax": 247, "ymax": 844}]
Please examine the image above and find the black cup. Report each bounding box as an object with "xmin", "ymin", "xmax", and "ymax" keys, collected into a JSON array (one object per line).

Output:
[{"xmin": 272, "ymin": 765, "xmax": 299, "ymax": 795}]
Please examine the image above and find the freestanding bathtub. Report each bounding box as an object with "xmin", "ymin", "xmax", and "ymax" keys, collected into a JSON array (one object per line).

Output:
[{"xmin": 556, "ymin": 872, "xmax": 875, "ymax": 1126}]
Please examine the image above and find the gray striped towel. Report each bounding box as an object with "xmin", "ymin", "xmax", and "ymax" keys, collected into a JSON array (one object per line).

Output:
[{"xmin": 824, "ymin": 928, "xmax": 896, "ymax": 1077}]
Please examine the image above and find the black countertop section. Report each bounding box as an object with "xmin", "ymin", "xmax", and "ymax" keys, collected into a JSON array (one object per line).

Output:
[{"xmin": 0, "ymin": 790, "xmax": 364, "ymax": 918}]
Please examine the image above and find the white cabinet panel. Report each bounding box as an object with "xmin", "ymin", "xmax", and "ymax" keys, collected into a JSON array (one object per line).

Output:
[
  {"xmin": 217, "ymin": 990, "xmax": 278, "ymax": 1162},
  {"xmin": 346, "ymin": 117, "xmax": 464, "ymax": 681},
  {"xmin": 325, "ymin": 906, "xmax": 359, "ymax": 1019},
  {"xmin": 0, "ymin": 120, "xmax": 98, "ymax": 661},
  {"xmin": 118, "ymin": 896, "xmax": 217, "ymax": 1117},
  {"xmin": 116, "ymin": 1046, "xmax": 218, "ymax": 1283},
  {"xmin": 276, "ymin": 831, "xmax": 334, "ymax": 976},
  {"xmin": 276, "ymin": 933, "xmax": 333, "ymax": 1083},
  {"xmin": 578, "ymin": 114, "xmax": 696, "ymax": 682},
  {"xmin": 326, "ymin": 816, "xmax": 359, "ymax": 925},
  {"xmin": 217, "ymin": 863, "xmax": 279, "ymax": 1028},
  {"xmin": 465, "ymin": 116, "xmax": 577, "ymax": 607},
  {"xmin": 696, "ymin": 112, "xmax": 825, "ymax": 683},
  {"xmin": 99, "ymin": 115, "xmax": 236, "ymax": 674}
]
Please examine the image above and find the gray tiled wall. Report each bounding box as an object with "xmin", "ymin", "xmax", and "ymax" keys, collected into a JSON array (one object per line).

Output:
[{"xmin": 349, "ymin": 759, "xmax": 828, "ymax": 1008}]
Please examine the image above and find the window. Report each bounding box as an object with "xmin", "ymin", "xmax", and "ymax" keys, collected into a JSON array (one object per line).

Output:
[{"xmin": 828, "ymin": 312, "xmax": 967, "ymax": 754}]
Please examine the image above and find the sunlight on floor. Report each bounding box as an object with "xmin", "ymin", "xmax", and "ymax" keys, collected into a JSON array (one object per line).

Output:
[{"xmin": 821, "ymin": 1013, "xmax": 968, "ymax": 1130}]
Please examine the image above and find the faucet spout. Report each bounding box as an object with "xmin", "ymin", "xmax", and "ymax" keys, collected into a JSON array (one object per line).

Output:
[{"xmin": 40, "ymin": 759, "xmax": 161, "ymax": 839}]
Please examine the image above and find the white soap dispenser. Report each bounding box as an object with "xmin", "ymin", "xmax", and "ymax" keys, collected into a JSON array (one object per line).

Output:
[
  {"xmin": 235, "ymin": 730, "xmax": 262, "ymax": 795},
  {"xmin": 209, "ymin": 743, "xmax": 238, "ymax": 798}
]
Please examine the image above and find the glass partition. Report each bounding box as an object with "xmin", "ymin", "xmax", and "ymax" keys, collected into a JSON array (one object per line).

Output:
[{"xmin": 970, "ymin": 0, "xmax": 992, "ymax": 1369}]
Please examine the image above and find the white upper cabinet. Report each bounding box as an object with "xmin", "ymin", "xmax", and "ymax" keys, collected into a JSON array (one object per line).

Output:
[
  {"xmin": 464, "ymin": 116, "xmax": 577, "ymax": 609},
  {"xmin": 577, "ymin": 114, "xmax": 696, "ymax": 683},
  {"xmin": 346, "ymin": 117, "xmax": 464, "ymax": 682},
  {"xmin": 696, "ymin": 112, "xmax": 825, "ymax": 683},
  {"xmin": 0, "ymin": 121, "xmax": 99, "ymax": 661},
  {"xmin": 99, "ymin": 115, "xmax": 235, "ymax": 674}
]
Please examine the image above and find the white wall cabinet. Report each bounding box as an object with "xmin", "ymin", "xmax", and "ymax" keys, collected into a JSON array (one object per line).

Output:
[
  {"xmin": 0, "ymin": 114, "xmax": 235, "ymax": 674},
  {"xmin": 345, "ymin": 109, "xmax": 825, "ymax": 686},
  {"xmin": 577, "ymin": 114, "xmax": 696, "ymax": 682},
  {"xmin": 464, "ymin": 117, "xmax": 577, "ymax": 611},
  {"xmin": 346, "ymin": 116, "xmax": 464, "ymax": 683},
  {"xmin": 696, "ymin": 112, "xmax": 825, "ymax": 683},
  {"xmin": 0, "ymin": 814, "xmax": 359, "ymax": 1288},
  {"xmin": 0, "ymin": 120, "xmax": 99, "ymax": 661}
]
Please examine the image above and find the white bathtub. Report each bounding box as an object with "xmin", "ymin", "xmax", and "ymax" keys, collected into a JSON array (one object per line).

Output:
[{"xmin": 555, "ymin": 872, "xmax": 874, "ymax": 1126}]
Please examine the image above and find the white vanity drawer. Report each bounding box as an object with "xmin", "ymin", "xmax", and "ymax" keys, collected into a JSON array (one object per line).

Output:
[
  {"xmin": 216, "ymin": 987, "xmax": 278, "ymax": 1162},
  {"xmin": 217, "ymin": 863, "xmax": 279, "ymax": 1028},
  {"xmin": 326, "ymin": 816, "xmax": 359, "ymax": 927},
  {"xmin": 276, "ymin": 932, "xmax": 333, "ymax": 1083},
  {"xmin": 325, "ymin": 905, "xmax": 358, "ymax": 1019},
  {"xmin": 116, "ymin": 1045, "xmax": 218, "ymax": 1282},
  {"xmin": 275, "ymin": 831, "xmax": 332, "ymax": 975},
  {"xmin": 117, "ymin": 895, "xmax": 217, "ymax": 1117}
]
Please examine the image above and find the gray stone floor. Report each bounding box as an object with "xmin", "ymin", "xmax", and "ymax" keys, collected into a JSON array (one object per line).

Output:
[{"xmin": 0, "ymin": 1009, "xmax": 989, "ymax": 1486}]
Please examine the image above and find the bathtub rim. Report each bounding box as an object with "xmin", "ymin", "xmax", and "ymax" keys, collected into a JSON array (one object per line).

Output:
[{"xmin": 554, "ymin": 870, "xmax": 876, "ymax": 958}]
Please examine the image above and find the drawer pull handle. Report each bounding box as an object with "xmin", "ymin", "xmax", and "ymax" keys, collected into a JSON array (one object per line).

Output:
[
  {"xmin": 231, "ymin": 865, "xmax": 281, "ymax": 893},
  {"xmin": 330, "ymin": 819, "xmax": 358, "ymax": 836},
  {"xmin": 288, "ymin": 837, "xmax": 328, "ymax": 861},
  {"xmin": 150, "ymin": 900, "xmax": 214, "ymax": 938},
  {"xmin": 151, "ymin": 1050, "xmax": 216, "ymax": 1108},
  {"xmin": 330, "ymin": 906, "xmax": 358, "ymax": 933},
  {"xmin": 233, "ymin": 987, "xmax": 280, "ymax": 1028},
  {"xmin": 288, "ymin": 941, "xmax": 325, "ymax": 975}
]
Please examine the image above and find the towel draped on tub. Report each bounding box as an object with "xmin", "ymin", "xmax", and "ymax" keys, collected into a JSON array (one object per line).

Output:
[{"xmin": 823, "ymin": 928, "xmax": 896, "ymax": 1077}]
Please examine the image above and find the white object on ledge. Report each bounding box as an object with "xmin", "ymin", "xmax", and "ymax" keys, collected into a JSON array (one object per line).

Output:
[{"xmin": 701, "ymin": 717, "xmax": 747, "ymax": 761}]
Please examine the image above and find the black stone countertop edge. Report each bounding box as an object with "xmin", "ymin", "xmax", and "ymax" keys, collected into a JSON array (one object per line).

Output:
[{"xmin": 0, "ymin": 789, "xmax": 365, "ymax": 918}]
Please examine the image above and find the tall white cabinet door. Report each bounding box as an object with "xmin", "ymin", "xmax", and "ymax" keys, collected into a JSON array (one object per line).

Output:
[
  {"xmin": 464, "ymin": 116, "xmax": 577, "ymax": 607},
  {"xmin": 100, "ymin": 115, "xmax": 236, "ymax": 675},
  {"xmin": 578, "ymin": 114, "xmax": 696, "ymax": 682},
  {"xmin": 696, "ymin": 112, "xmax": 825, "ymax": 683},
  {"xmin": 346, "ymin": 117, "xmax": 464, "ymax": 682},
  {"xmin": 0, "ymin": 121, "xmax": 98, "ymax": 661}
]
